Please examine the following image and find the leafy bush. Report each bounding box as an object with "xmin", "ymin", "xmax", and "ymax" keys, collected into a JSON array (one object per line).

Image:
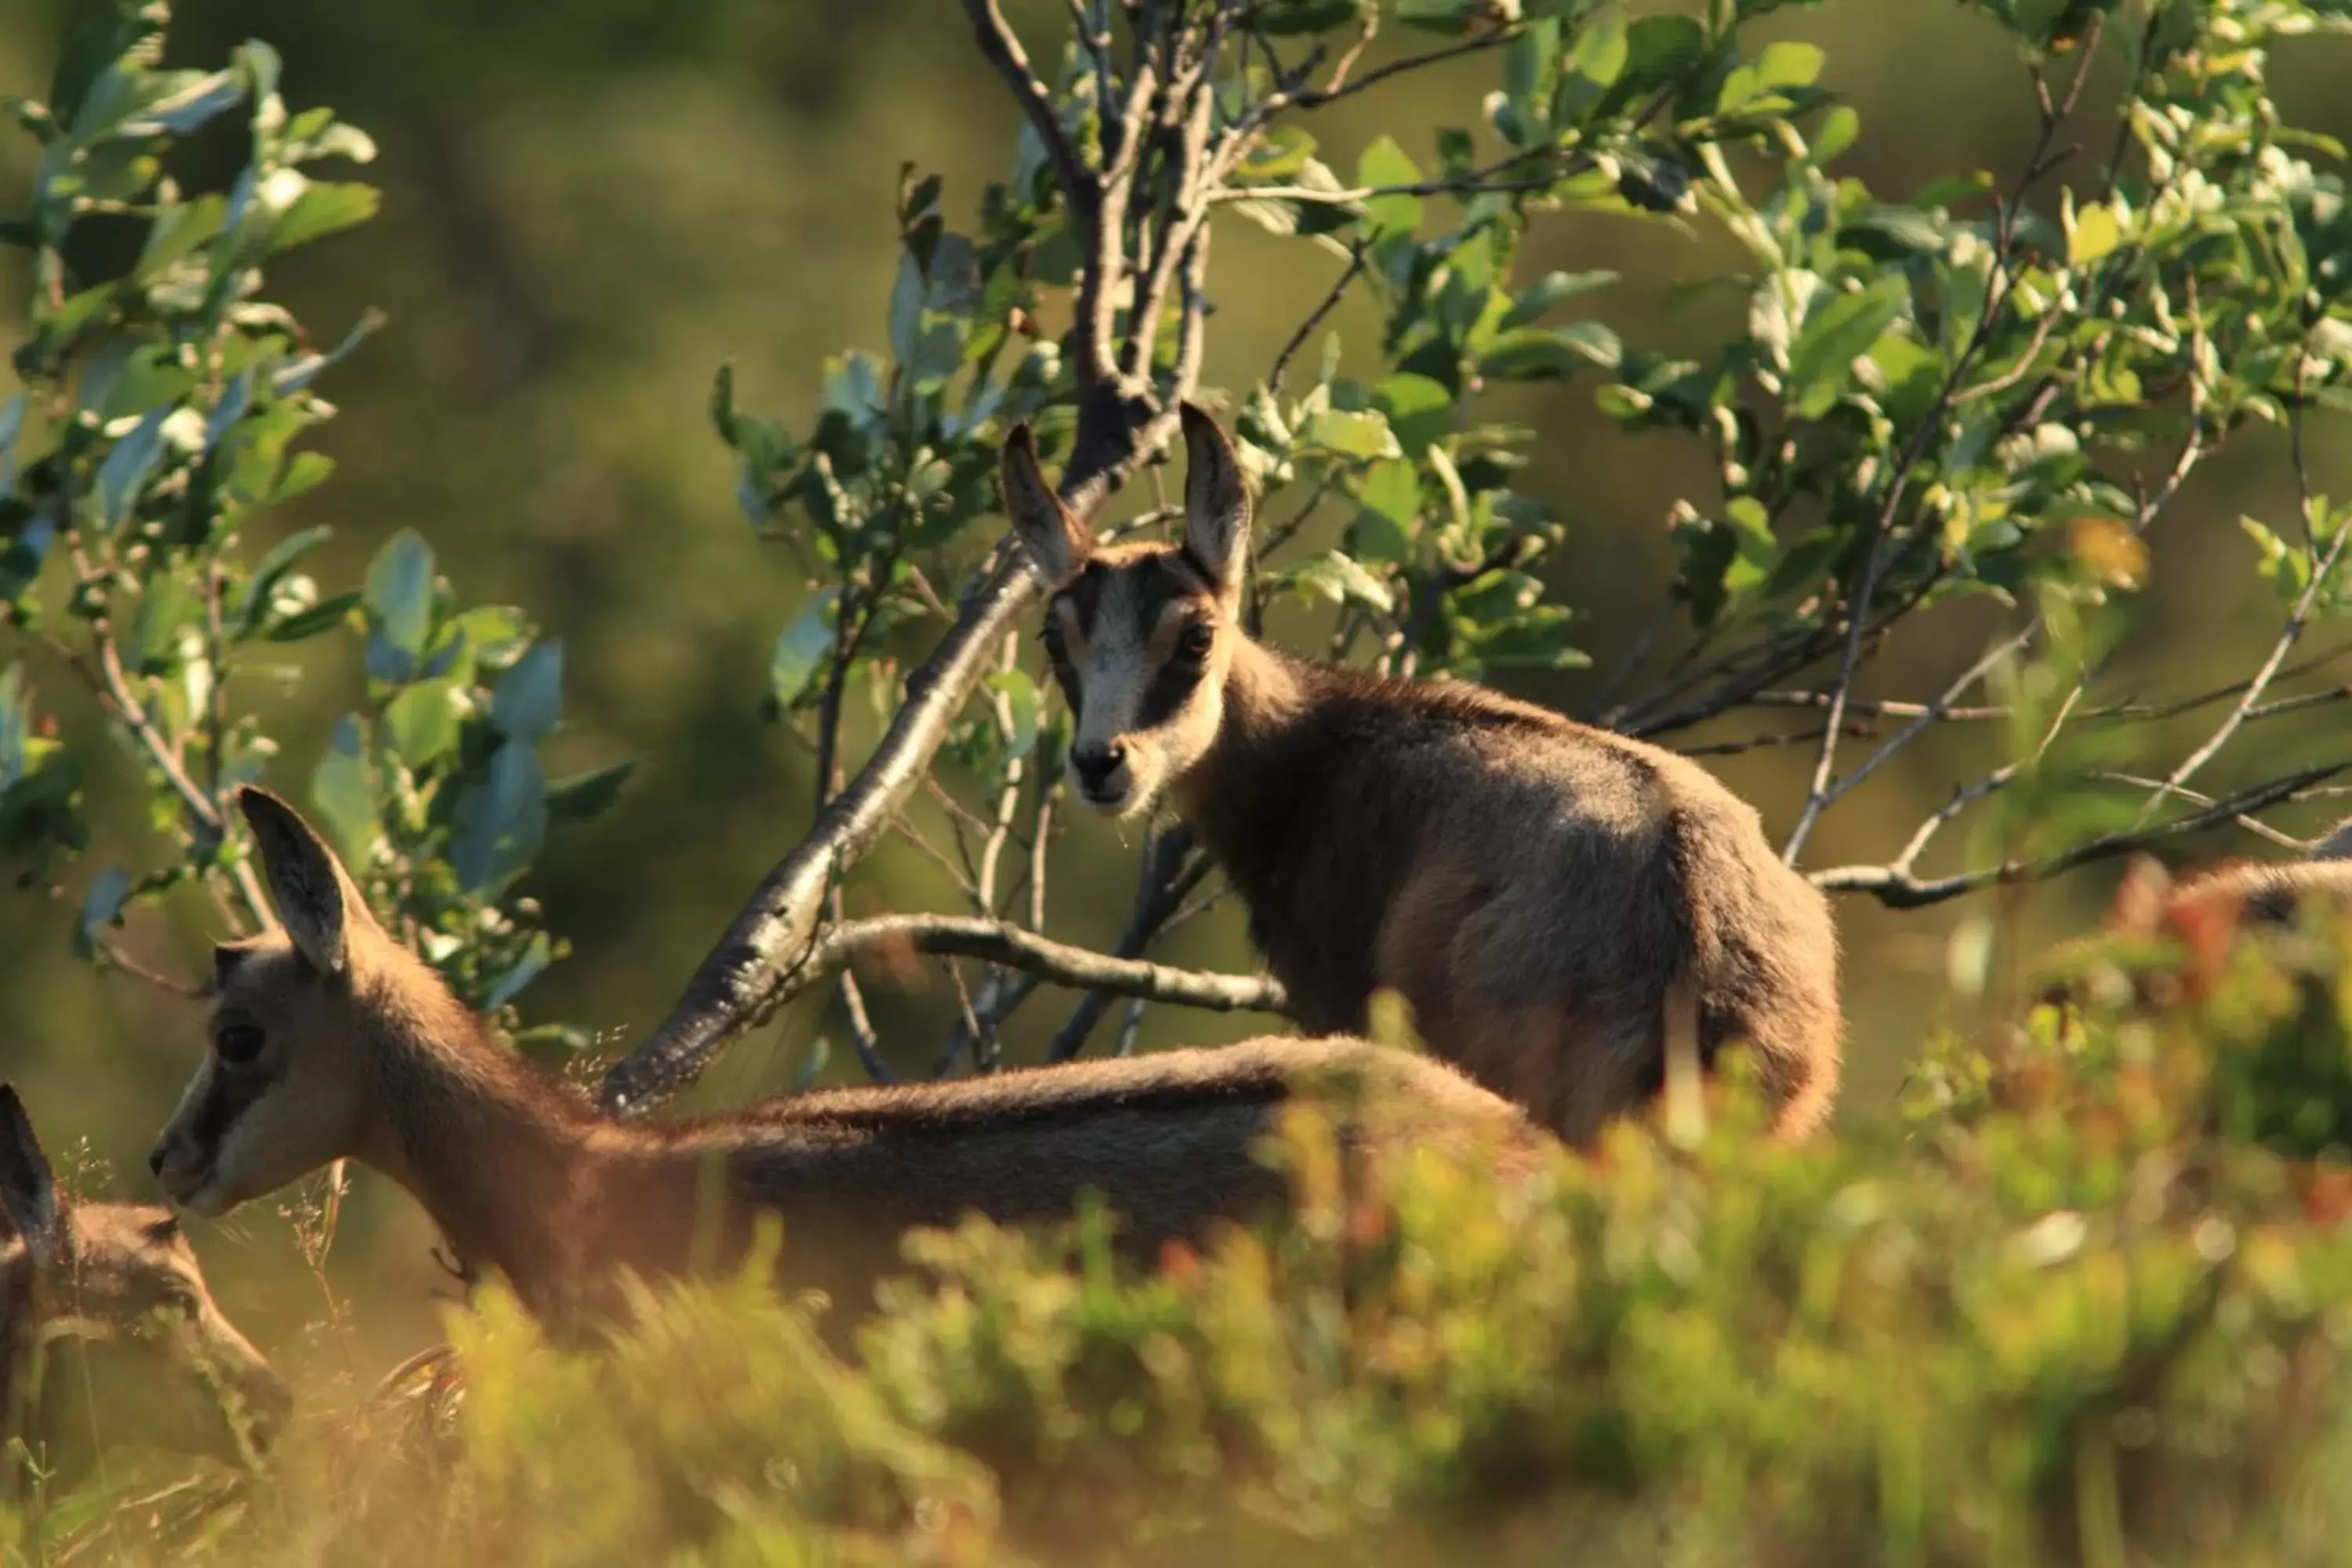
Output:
[
  {"xmin": 16, "ymin": 1, "xmax": 2352, "ymax": 1564},
  {"xmin": 6, "ymin": 908, "xmax": 2352, "ymax": 1566}
]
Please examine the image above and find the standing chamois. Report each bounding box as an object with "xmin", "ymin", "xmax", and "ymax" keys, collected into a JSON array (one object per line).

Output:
[
  {"xmin": 999, "ymin": 405, "xmax": 1843, "ymax": 1145},
  {"xmin": 1, "ymin": 1083, "xmax": 289, "ymax": 1492},
  {"xmin": 149, "ymin": 789, "xmax": 1551, "ymax": 1331}
]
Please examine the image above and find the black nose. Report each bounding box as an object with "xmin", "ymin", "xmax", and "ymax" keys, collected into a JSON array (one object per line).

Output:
[
  {"xmin": 1071, "ymin": 742, "xmax": 1125, "ymax": 791},
  {"xmin": 148, "ymin": 1144, "xmax": 166, "ymax": 1178}
]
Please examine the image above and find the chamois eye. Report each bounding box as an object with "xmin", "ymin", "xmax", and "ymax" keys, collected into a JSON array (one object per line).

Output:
[
  {"xmin": 214, "ymin": 1024, "xmax": 264, "ymax": 1066},
  {"xmin": 1176, "ymin": 621, "xmax": 1214, "ymax": 660}
]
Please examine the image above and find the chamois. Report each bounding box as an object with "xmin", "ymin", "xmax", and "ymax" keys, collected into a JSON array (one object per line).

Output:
[
  {"xmin": 1, "ymin": 1083, "xmax": 288, "ymax": 1490},
  {"xmin": 149, "ymin": 789, "xmax": 1551, "ymax": 1332},
  {"xmin": 1000, "ymin": 405, "xmax": 1843, "ymax": 1145},
  {"xmin": 2039, "ymin": 815, "xmax": 2352, "ymax": 1010}
]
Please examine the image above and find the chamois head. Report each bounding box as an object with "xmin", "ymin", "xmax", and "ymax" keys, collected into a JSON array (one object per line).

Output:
[
  {"xmin": 151, "ymin": 787, "xmax": 415, "ymax": 1219},
  {"xmin": 2, "ymin": 1085, "xmax": 289, "ymax": 1480},
  {"xmin": 1002, "ymin": 403, "xmax": 1253, "ymax": 817}
]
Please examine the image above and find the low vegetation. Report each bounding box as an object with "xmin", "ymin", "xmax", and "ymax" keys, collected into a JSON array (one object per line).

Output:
[
  {"xmin": 10, "ymin": 0, "xmax": 2352, "ymax": 1562},
  {"xmin": 4, "ymin": 900, "xmax": 2350, "ymax": 1566}
]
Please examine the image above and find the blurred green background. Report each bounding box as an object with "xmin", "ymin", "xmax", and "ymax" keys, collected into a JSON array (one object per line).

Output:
[{"xmin": 2, "ymin": 0, "xmax": 2350, "ymax": 1380}]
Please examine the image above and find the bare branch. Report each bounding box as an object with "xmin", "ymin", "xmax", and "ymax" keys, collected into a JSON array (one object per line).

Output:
[
  {"xmin": 816, "ymin": 912, "xmax": 1286, "ymax": 1018},
  {"xmin": 1812, "ymin": 760, "xmax": 2352, "ymax": 909},
  {"xmin": 1049, "ymin": 825, "xmax": 1206, "ymax": 1061},
  {"xmin": 1269, "ymin": 241, "xmax": 1367, "ymax": 393},
  {"xmin": 964, "ymin": 0, "xmax": 1098, "ymax": 221},
  {"xmin": 1265, "ymin": 23, "xmax": 1517, "ymax": 118},
  {"xmin": 2136, "ymin": 368, "xmax": 2346, "ymax": 822},
  {"xmin": 2082, "ymin": 771, "xmax": 2308, "ymax": 852}
]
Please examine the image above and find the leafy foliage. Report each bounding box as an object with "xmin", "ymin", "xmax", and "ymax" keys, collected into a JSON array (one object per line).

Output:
[
  {"xmin": 16, "ymin": 908, "xmax": 2352, "ymax": 1563},
  {"xmin": 0, "ymin": 2, "xmax": 622, "ymax": 1024}
]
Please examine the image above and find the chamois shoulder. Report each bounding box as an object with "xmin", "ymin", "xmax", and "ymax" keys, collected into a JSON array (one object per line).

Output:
[{"xmin": 2171, "ymin": 858, "xmax": 2352, "ymax": 923}]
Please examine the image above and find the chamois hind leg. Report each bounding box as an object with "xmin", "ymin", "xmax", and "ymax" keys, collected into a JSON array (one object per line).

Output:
[
  {"xmin": 1762, "ymin": 1045, "xmax": 1839, "ymax": 1142},
  {"xmin": 1433, "ymin": 1004, "xmax": 1653, "ymax": 1150},
  {"xmin": 1550, "ymin": 1011, "xmax": 1665, "ymax": 1149}
]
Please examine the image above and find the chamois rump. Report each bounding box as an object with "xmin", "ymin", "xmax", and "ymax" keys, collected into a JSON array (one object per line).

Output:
[
  {"xmin": 148, "ymin": 789, "xmax": 1552, "ymax": 1333},
  {"xmin": 1000, "ymin": 405, "xmax": 1843, "ymax": 1145},
  {"xmin": 0, "ymin": 1083, "xmax": 288, "ymax": 1490}
]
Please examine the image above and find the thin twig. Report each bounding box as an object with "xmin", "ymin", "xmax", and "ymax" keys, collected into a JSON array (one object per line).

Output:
[
  {"xmin": 1269, "ymin": 242, "xmax": 1367, "ymax": 393},
  {"xmin": 1813, "ymin": 759, "xmax": 2352, "ymax": 909},
  {"xmin": 2136, "ymin": 366, "xmax": 2344, "ymax": 822}
]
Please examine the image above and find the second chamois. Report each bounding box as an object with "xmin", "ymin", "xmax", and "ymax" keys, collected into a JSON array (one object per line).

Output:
[
  {"xmin": 1000, "ymin": 405, "xmax": 1843, "ymax": 1145},
  {"xmin": 149, "ymin": 789, "xmax": 1552, "ymax": 1333}
]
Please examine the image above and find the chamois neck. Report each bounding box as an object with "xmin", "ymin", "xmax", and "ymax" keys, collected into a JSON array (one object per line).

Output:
[
  {"xmin": 350, "ymin": 942, "xmax": 603, "ymax": 1305},
  {"xmin": 1174, "ymin": 637, "xmax": 1315, "ymax": 823}
]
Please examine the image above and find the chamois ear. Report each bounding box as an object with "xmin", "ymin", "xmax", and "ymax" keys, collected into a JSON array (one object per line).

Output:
[
  {"xmin": 0, "ymin": 1084, "xmax": 67, "ymax": 1271},
  {"xmin": 237, "ymin": 786, "xmax": 366, "ymax": 978},
  {"xmin": 1000, "ymin": 422, "xmax": 1094, "ymax": 586},
  {"xmin": 1178, "ymin": 401, "xmax": 1250, "ymax": 612}
]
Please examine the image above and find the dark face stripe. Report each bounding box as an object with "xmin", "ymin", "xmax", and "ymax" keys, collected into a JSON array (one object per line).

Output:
[
  {"xmin": 187, "ymin": 1069, "xmax": 262, "ymax": 1160},
  {"xmin": 1045, "ymin": 546, "xmax": 1221, "ymax": 738},
  {"xmin": 1137, "ymin": 656, "xmax": 1208, "ymax": 729}
]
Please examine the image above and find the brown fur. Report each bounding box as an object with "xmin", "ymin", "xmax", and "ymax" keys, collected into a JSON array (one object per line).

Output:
[
  {"xmin": 1000, "ymin": 407, "xmax": 1843, "ymax": 1147},
  {"xmin": 2038, "ymin": 823, "xmax": 2352, "ymax": 1011},
  {"xmin": 0, "ymin": 1085, "xmax": 287, "ymax": 1490},
  {"xmin": 150, "ymin": 789, "xmax": 1554, "ymax": 1334}
]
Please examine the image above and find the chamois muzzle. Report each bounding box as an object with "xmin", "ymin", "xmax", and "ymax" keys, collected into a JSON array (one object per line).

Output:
[{"xmin": 1069, "ymin": 740, "xmax": 1133, "ymax": 808}]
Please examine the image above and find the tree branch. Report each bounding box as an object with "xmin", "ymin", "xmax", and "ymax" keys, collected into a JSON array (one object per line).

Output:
[
  {"xmin": 601, "ymin": 5, "xmax": 1213, "ymax": 1113},
  {"xmin": 1811, "ymin": 760, "xmax": 2352, "ymax": 909},
  {"xmin": 966, "ymin": 0, "xmax": 1098, "ymax": 221},
  {"xmin": 818, "ymin": 913, "xmax": 1286, "ymax": 1017}
]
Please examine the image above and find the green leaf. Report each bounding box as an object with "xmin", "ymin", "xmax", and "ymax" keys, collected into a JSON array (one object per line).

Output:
[
  {"xmin": 545, "ymin": 760, "xmax": 635, "ymax": 826},
  {"xmin": 1257, "ymin": 0, "xmax": 1365, "ymax": 36},
  {"xmin": 1565, "ymin": 8, "xmax": 1630, "ymax": 93},
  {"xmin": 362, "ymin": 528, "xmax": 434, "ymax": 679},
  {"xmin": 1614, "ymin": 13, "xmax": 1706, "ymax": 100},
  {"xmin": 96, "ymin": 408, "xmax": 171, "ymax": 530},
  {"xmin": 1373, "ymin": 373, "xmax": 1454, "ymax": 453},
  {"xmin": 1301, "ymin": 408, "xmax": 1403, "ymax": 462},
  {"xmin": 236, "ymin": 524, "xmax": 332, "ymax": 635},
  {"xmin": 1755, "ymin": 41, "xmax": 1826, "ymax": 92},
  {"xmin": 2065, "ymin": 194, "xmax": 2122, "ymax": 267},
  {"xmin": 74, "ymin": 866, "xmax": 131, "ymax": 960},
  {"xmin": 1811, "ymin": 104, "xmax": 1861, "ymax": 163},
  {"xmin": 267, "ymin": 180, "xmax": 379, "ymax": 254},
  {"xmin": 483, "ymin": 931, "xmax": 552, "ymax": 1014},
  {"xmin": 1500, "ymin": 270, "xmax": 1619, "ymax": 331},
  {"xmin": 1396, "ymin": 0, "xmax": 1480, "ymax": 33},
  {"xmin": 1785, "ymin": 278, "xmax": 1907, "ymax": 419},
  {"xmin": 1351, "ymin": 459, "xmax": 1421, "ymax": 564},
  {"xmin": 1357, "ymin": 136, "xmax": 1423, "ymax": 239},
  {"xmin": 265, "ymin": 591, "xmax": 359, "ymax": 643},
  {"xmin": 1479, "ymin": 322, "xmax": 1623, "ymax": 379},
  {"xmin": 492, "ymin": 640, "xmax": 564, "ymax": 741},
  {"xmin": 446, "ymin": 605, "xmax": 533, "ymax": 670},
  {"xmin": 770, "ymin": 589, "xmax": 840, "ymax": 710},
  {"xmin": 384, "ymin": 680, "xmax": 461, "ymax": 771},
  {"xmin": 451, "ymin": 739, "xmax": 547, "ymax": 894},
  {"xmin": 127, "ymin": 574, "xmax": 197, "ymax": 674},
  {"xmin": 988, "ymin": 669, "xmax": 1041, "ymax": 762},
  {"xmin": 310, "ymin": 715, "xmax": 378, "ymax": 869},
  {"xmin": 887, "ymin": 252, "xmax": 923, "ymax": 366},
  {"xmin": 1285, "ymin": 550, "xmax": 1394, "ymax": 612}
]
